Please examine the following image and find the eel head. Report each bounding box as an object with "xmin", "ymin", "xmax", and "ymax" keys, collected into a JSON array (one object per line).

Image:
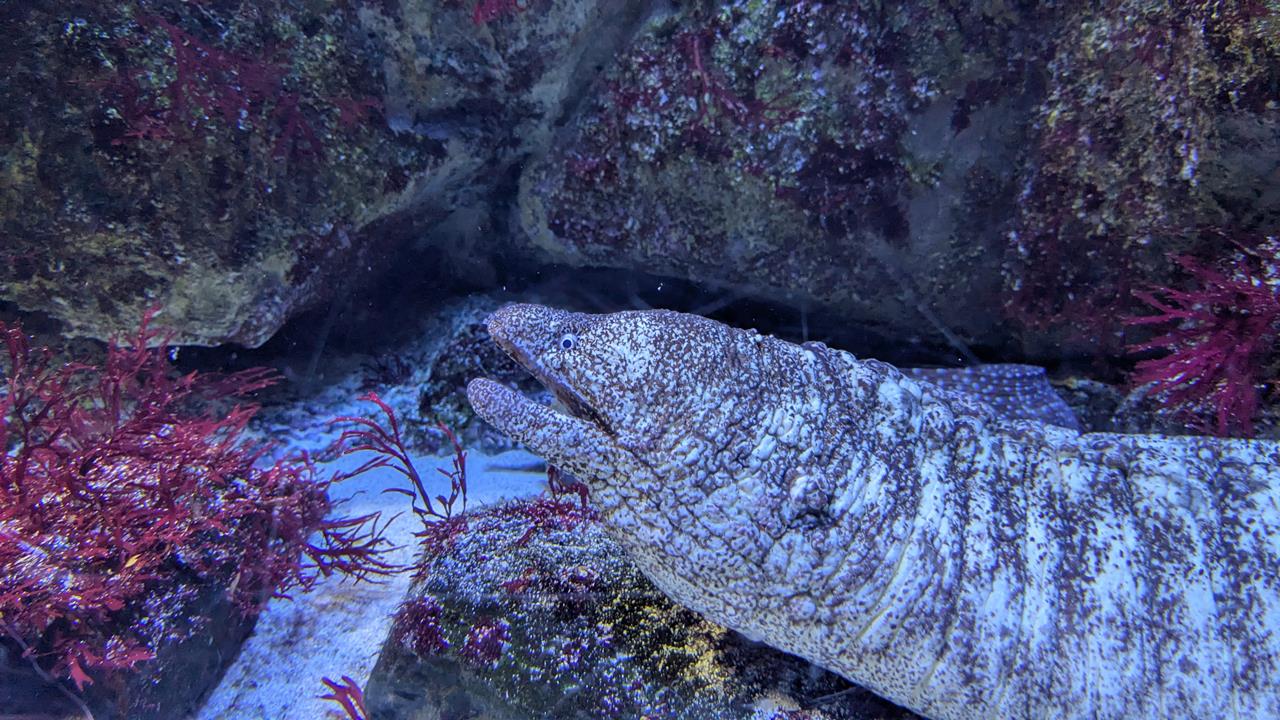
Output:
[{"xmin": 466, "ymin": 302, "xmax": 741, "ymax": 492}]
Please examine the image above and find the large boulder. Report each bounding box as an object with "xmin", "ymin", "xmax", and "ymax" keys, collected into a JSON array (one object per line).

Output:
[
  {"xmin": 0, "ymin": 1, "xmax": 428, "ymax": 345},
  {"xmin": 516, "ymin": 0, "xmax": 1280, "ymax": 358}
]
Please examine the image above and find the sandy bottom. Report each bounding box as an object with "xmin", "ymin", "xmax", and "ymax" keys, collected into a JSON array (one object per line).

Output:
[{"xmin": 196, "ymin": 448, "xmax": 546, "ymax": 720}]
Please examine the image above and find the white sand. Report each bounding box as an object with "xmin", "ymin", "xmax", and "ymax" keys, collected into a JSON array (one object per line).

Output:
[{"xmin": 195, "ymin": 448, "xmax": 547, "ymax": 720}]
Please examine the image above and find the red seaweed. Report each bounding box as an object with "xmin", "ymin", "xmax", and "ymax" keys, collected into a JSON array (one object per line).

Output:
[
  {"xmin": 1127, "ymin": 246, "xmax": 1280, "ymax": 436},
  {"xmin": 0, "ymin": 311, "xmax": 392, "ymax": 690}
]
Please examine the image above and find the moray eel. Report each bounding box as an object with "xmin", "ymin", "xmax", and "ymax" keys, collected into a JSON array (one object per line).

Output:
[{"xmin": 466, "ymin": 303, "xmax": 1280, "ymax": 720}]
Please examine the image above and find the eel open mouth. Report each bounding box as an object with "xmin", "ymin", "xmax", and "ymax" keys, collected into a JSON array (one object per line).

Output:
[
  {"xmin": 478, "ymin": 299, "xmax": 616, "ymax": 435},
  {"xmin": 487, "ymin": 314, "xmax": 613, "ymax": 436},
  {"xmin": 467, "ymin": 303, "xmax": 620, "ymax": 476}
]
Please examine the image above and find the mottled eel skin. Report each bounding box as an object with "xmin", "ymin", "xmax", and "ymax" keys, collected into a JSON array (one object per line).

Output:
[{"xmin": 466, "ymin": 304, "xmax": 1280, "ymax": 720}]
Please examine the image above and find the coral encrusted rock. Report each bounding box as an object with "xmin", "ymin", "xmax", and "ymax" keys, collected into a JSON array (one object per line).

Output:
[{"xmin": 365, "ymin": 498, "xmax": 915, "ymax": 720}]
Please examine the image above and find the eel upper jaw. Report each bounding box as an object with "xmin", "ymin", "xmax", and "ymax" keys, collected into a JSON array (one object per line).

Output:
[{"xmin": 496, "ymin": 335, "xmax": 614, "ymax": 437}]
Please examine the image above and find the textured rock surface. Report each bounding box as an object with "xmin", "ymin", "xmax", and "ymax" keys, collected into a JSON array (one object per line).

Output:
[
  {"xmin": 517, "ymin": 0, "xmax": 1031, "ymax": 354},
  {"xmin": 415, "ymin": 313, "xmax": 551, "ymax": 453},
  {"xmin": 469, "ymin": 304, "xmax": 1280, "ymax": 720},
  {"xmin": 0, "ymin": 1, "xmax": 435, "ymax": 345},
  {"xmin": 365, "ymin": 497, "xmax": 914, "ymax": 720},
  {"xmin": 516, "ymin": 1, "xmax": 1280, "ymax": 358},
  {"xmin": 1004, "ymin": 2, "xmax": 1280, "ymax": 344},
  {"xmin": 358, "ymin": 0, "xmax": 654, "ymax": 282},
  {"xmin": 0, "ymin": 0, "xmax": 650, "ymax": 345}
]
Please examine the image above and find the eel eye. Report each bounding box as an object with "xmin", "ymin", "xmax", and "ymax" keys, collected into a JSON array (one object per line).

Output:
[{"xmin": 560, "ymin": 333, "xmax": 576, "ymax": 350}]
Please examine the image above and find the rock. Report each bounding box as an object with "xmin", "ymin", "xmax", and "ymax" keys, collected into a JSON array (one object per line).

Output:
[
  {"xmin": 1054, "ymin": 374, "xmax": 1280, "ymax": 441},
  {"xmin": 515, "ymin": 1, "xmax": 1044, "ymax": 356},
  {"xmin": 1, "ymin": 578, "xmax": 255, "ymax": 720},
  {"xmin": 0, "ymin": 1, "xmax": 437, "ymax": 345},
  {"xmin": 8, "ymin": 0, "xmax": 1275, "ymax": 368},
  {"xmin": 1004, "ymin": 3, "xmax": 1280, "ymax": 352},
  {"xmin": 415, "ymin": 314, "xmax": 550, "ymax": 454},
  {"xmin": 0, "ymin": 0, "xmax": 652, "ymax": 346},
  {"xmin": 515, "ymin": 1, "xmax": 1280, "ymax": 358},
  {"xmin": 365, "ymin": 497, "xmax": 916, "ymax": 720}
]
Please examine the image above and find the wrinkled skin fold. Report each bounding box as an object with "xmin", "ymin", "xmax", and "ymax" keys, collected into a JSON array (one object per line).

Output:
[{"xmin": 467, "ymin": 303, "xmax": 1280, "ymax": 720}]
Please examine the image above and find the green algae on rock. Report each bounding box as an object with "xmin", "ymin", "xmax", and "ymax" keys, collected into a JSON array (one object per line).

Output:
[
  {"xmin": 516, "ymin": 0, "xmax": 1050, "ymax": 357},
  {"xmin": 1006, "ymin": 0, "xmax": 1280, "ymax": 350},
  {"xmin": 0, "ymin": 0, "xmax": 649, "ymax": 346}
]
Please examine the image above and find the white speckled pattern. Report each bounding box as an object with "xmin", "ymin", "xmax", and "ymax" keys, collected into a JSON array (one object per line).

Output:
[{"xmin": 466, "ymin": 303, "xmax": 1280, "ymax": 720}]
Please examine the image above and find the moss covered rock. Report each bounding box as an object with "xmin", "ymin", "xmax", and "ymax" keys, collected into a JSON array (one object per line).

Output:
[
  {"xmin": 365, "ymin": 497, "xmax": 915, "ymax": 720},
  {"xmin": 0, "ymin": 1, "xmax": 442, "ymax": 345}
]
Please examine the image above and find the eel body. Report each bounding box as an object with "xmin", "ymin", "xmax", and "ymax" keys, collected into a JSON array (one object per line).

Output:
[{"xmin": 466, "ymin": 303, "xmax": 1280, "ymax": 720}]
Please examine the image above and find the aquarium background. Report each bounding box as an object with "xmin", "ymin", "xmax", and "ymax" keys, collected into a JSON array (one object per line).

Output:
[{"xmin": 2, "ymin": 0, "xmax": 1278, "ymax": 718}]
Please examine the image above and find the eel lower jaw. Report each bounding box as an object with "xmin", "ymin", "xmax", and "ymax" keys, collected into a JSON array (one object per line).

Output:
[{"xmin": 466, "ymin": 378, "xmax": 613, "ymax": 473}]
